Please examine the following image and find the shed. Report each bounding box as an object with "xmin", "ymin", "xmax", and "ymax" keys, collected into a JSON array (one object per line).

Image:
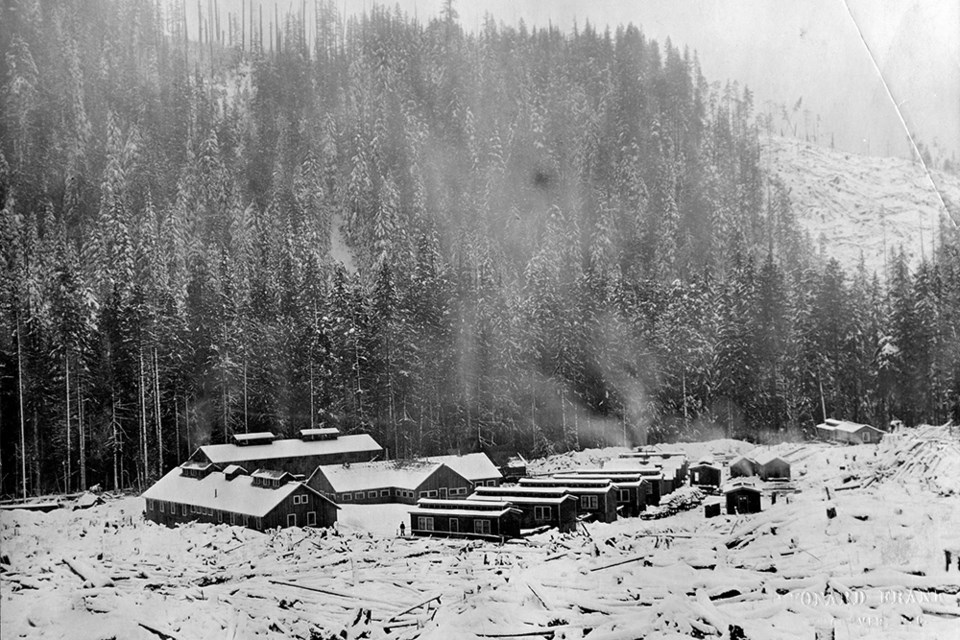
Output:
[
  {"xmin": 754, "ymin": 453, "xmax": 791, "ymax": 480},
  {"xmin": 308, "ymin": 459, "xmax": 472, "ymax": 504},
  {"xmin": 552, "ymin": 472, "xmax": 647, "ymax": 517},
  {"xmin": 688, "ymin": 463, "xmax": 722, "ymax": 488},
  {"xmin": 409, "ymin": 500, "xmax": 522, "ymax": 540},
  {"xmin": 833, "ymin": 421, "xmax": 885, "ymax": 444},
  {"xmin": 470, "ymin": 486, "xmax": 580, "ymax": 532},
  {"xmin": 518, "ymin": 478, "xmax": 617, "ymax": 522},
  {"xmin": 729, "ymin": 456, "xmax": 758, "ymax": 478},
  {"xmin": 192, "ymin": 431, "xmax": 383, "ymax": 476},
  {"xmin": 724, "ymin": 483, "xmax": 762, "ymax": 515},
  {"xmin": 143, "ymin": 463, "xmax": 338, "ymax": 531}
]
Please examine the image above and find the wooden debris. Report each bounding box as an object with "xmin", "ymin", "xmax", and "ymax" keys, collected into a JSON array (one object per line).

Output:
[
  {"xmin": 137, "ymin": 620, "xmax": 182, "ymax": 640},
  {"xmin": 62, "ymin": 557, "xmax": 114, "ymax": 588}
]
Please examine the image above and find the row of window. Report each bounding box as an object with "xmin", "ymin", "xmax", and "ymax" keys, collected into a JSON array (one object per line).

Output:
[
  {"xmin": 292, "ymin": 494, "xmax": 310, "ymax": 505},
  {"xmin": 416, "ymin": 516, "xmax": 491, "ymax": 535},
  {"xmin": 146, "ymin": 498, "xmax": 318, "ymax": 528},
  {"xmin": 336, "ymin": 484, "xmax": 483, "ymax": 502}
]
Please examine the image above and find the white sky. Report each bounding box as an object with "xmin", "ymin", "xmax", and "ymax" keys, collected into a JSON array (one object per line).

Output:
[{"xmin": 200, "ymin": 0, "xmax": 960, "ymax": 160}]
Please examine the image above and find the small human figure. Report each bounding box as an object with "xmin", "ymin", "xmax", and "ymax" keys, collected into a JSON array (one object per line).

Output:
[
  {"xmin": 946, "ymin": 550, "xmax": 952, "ymax": 572},
  {"xmin": 399, "ymin": 522, "xmax": 406, "ymax": 537}
]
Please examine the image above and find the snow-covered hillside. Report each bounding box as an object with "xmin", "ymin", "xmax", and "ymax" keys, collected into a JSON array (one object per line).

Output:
[
  {"xmin": 762, "ymin": 135, "xmax": 960, "ymax": 276},
  {"xmin": 2, "ymin": 427, "xmax": 959, "ymax": 639}
]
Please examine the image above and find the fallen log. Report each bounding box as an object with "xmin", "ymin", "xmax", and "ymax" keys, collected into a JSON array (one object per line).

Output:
[
  {"xmin": 137, "ymin": 620, "xmax": 181, "ymax": 640},
  {"xmin": 62, "ymin": 557, "xmax": 114, "ymax": 588},
  {"xmin": 386, "ymin": 594, "xmax": 441, "ymax": 622},
  {"xmin": 590, "ymin": 555, "xmax": 647, "ymax": 572}
]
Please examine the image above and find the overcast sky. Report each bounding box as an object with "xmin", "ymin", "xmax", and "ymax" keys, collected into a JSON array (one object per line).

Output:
[{"xmin": 205, "ymin": 0, "xmax": 960, "ymax": 161}]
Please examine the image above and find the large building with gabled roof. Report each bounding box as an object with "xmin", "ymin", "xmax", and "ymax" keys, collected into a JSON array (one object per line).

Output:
[
  {"xmin": 190, "ymin": 429, "xmax": 383, "ymax": 477},
  {"xmin": 425, "ymin": 453, "xmax": 503, "ymax": 487},
  {"xmin": 307, "ymin": 459, "xmax": 474, "ymax": 504},
  {"xmin": 143, "ymin": 462, "xmax": 339, "ymax": 531}
]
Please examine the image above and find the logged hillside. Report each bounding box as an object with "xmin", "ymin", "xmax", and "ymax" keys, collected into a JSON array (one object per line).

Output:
[{"xmin": 762, "ymin": 135, "xmax": 960, "ymax": 276}]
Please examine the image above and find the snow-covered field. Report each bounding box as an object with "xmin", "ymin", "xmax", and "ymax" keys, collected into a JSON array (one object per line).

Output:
[
  {"xmin": 3, "ymin": 426, "xmax": 960, "ymax": 639},
  {"xmin": 762, "ymin": 135, "xmax": 960, "ymax": 276}
]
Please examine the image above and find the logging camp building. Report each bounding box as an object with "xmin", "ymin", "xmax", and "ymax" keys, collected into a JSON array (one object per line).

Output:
[
  {"xmin": 551, "ymin": 471, "xmax": 648, "ymax": 516},
  {"xmin": 815, "ymin": 419, "xmax": 885, "ymax": 444},
  {"xmin": 427, "ymin": 453, "xmax": 504, "ymax": 487},
  {"xmin": 307, "ymin": 459, "xmax": 473, "ymax": 504},
  {"xmin": 518, "ymin": 477, "xmax": 618, "ymax": 522},
  {"xmin": 469, "ymin": 486, "xmax": 580, "ymax": 532},
  {"xmin": 754, "ymin": 452, "xmax": 791, "ymax": 481},
  {"xmin": 724, "ymin": 482, "xmax": 762, "ymax": 514},
  {"xmin": 143, "ymin": 462, "xmax": 339, "ymax": 531},
  {"xmin": 409, "ymin": 498, "xmax": 522, "ymax": 540},
  {"xmin": 729, "ymin": 455, "xmax": 759, "ymax": 478},
  {"xmin": 190, "ymin": 429, "xmax": 383, "ymax": 477},
  {"xmin": 688, "ymin": 460, "xmax": 722, "ymax": 489}
]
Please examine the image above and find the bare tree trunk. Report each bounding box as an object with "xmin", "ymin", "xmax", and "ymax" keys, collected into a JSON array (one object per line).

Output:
[
  {"xmin": 154, "ymin": 347, "xmax": 162, "ymax": 476},
  {"xmin": 309, "ymin": 359, "xmax": 314, "ymax": 430},
  {"xmin": 139, "ymin": 347, "xmax": 148, "ymax": 488},
  {"xmin": 65, "ymin": 353, "xmax": 71, "ymax": 493},
  {"xmin": 185, "ymin": 394, "xmax": 191, "ymax": 457},
  {"xmin": 174, "ymin": 390, "xmax": 181, "ymax": 463},
  {"xmin": 17, "ymin": 312, "xmax": 27, "ymax": 500},
  {"xmin": 78, "ymin": 376, "xmax": 86, "ymax": 490},
  {"xmin": 244, "ymin": 356, "xmax": 249, "ymax": 433},
  {"xmin": 112, "ymin": 389, "xmax": 118, "ymax": 491}
]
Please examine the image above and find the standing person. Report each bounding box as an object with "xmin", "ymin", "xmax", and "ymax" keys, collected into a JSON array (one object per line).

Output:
[{"xmin": 399, "ymin": 522, "xmax": 406, "ymax": 537}]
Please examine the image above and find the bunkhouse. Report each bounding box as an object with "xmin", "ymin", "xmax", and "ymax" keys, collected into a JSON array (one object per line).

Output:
[
  {"xmin": 564, "ymin": 468, "xmax": 660, "ymax": 508},
  {"xmin": 426, "ymin": 453, "xmax": 503, "ymax": 488},
  {"xmin": 518, "ymin": 477, "xmax": 618, "ymax": 522},
  {"xmin": 724, "ymin": 482, "xmax": 762, "ymax": 515},
  {"xmin": 307, "ymin": 459, "xmax": 472, "ymax": 504},
  {"xmin": 600, "ymin": 460, "xmax": 668, "ymax": 502},
  {"xmin": 192, "ymin": 429, "xmax": 383, "ymax": 477},
  {"xmin": 552, "ymin": 472, "xmax": 648, "ymax": 517},
  {"xmin": 816, "ymin": 419, "xmax": 885, "ymax": 444},
  {"xmin": 469, "ymin": 486, "xmax": 580, "ymax": 532},
  {"xmin": 409, "ymin": 499, "xmax": 522, "ymax": 541},
  {"xmin": 729, "ymin": 455, "xmax": 759, "ymax": 478},
  {"xmin": 142, "ymin": 462, "xmax": 338, "ymax": 531},
  {"xmin": 754, "ymin": 452, "xmax": 791, "ymax": 481},
  {"xmin": 688, "ymin": 460, "xmax": 722, "ymax": 489},
  {"xmin": 614, "ymin": 453, "xmax": 687, "ymax": 488}
]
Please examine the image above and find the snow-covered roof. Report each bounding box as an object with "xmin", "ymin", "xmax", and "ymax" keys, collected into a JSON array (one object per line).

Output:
[
  {"xmin": 520, "ymin": 478, "xmax": 612, "ymax": 488},
  {"xmin": 233, "ymin": 432, "xmax": 276, "ymax": 444},
  {"xmin": 473, "ymin": 486, "xmax": 572, "ymax": 498},
  {"xmin": 816, "ymin": 420, "xmax": 883, "ymax": 434},
  {"xmin": 723, "ymin": 482, "xmax": 761, "ymax": 494},
  {"xmin": 730, "ymin": 455, "xmax": 757, "ymax": 464},
  {"xmin": 252, "ymin": 468, "xmax": 295, "ymax": 481},
  {"xmin": 300, "ymin": 428, "xmax": 340, "ymax": 439},
  {"xmin": 426, "ymin": 453, "xmax": 502, "ymax": 481},
  {"xmin": 753, "ymin": 452, "xmax": 789, "ymax": 466},
  {"xmin": 690, "ymin": 462, "xmax": 721, "ymax": 471},
  {"xmin": 468, "ymin": 494, "xmax": 576, "ymax": 506},
  {"xmin": 313, "ymin": 459, "xmax": 461, "ymax": 493},
  {"xmin": 199, "ymin": 433, "xmax": 382, "ymax": 465},
  {"xmin": 551, "ymin": 474, "xmax": 646, "ymax": 487},
  {"xmin": 142, "ymin": 468, "xmax": 335, "ymax": 518},
  {"xmin": 181, "ymin": 460, "xmax": 213, "ymax": 471},
  {"xmin": 409, "ymin": 506, "xmax": 521, "ymax": 519}
]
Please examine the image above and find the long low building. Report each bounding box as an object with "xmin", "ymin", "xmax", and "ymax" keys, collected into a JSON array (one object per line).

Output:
[
  {"xmin": 518, "ymin": 478, "xmax": 617, "ymax": 522},
  {"xmin": 409, "ymin": 499, "xmax": 522, "ymax": 540},
  {"xmin": 551, "ymin": 472, "xmax": 647, "ymax": 516},
  {"xmin": 308, "ymin": 459, "xmax": 473, "ymax": 504},
  {"xmin": 468, "ymin": 487, "xmax": 579, "ymax": 532},
  {"xmin": 191, "ymin": 429, "xmax": 383, "ymax": 477},
  {"xmin": 143, "ymin": 462, "xmax": 339, "ymax": 531},
  {"xmin": 815, "ymin": 419, "xmax": 885, "ymax": 444}
]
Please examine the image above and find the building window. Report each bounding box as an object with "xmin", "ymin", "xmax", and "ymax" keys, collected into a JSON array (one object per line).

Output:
[
  {"xmin": 218, "ymin": 511, "xmax": 224, "ymax": 523},
  {"xmin": 417, "ymin": 516, "xmax": 434, "ymax": 531},
  {"xmin": 474, "ymin": 519, "xmax": 491, "ymax": 535},
  {"xmin": 368, "ymin": 491, "xmax": 378, "ymax": 499},
  {"xmin": 292, "ymin": 495, "xmax": 299, "ymax": 505},
  {"xmin": 419, "ymin": 491, "xmax": 428, "ymax": 498},
  {"xmin": 158, "ymin": 501, "xmax": 163, "ymax": 513},
  {"xmin": 619, "ymin": 490, "xmax": 630, "ymax": 503},
  {"xmin": 354, "ymin": 492, "xmax": 364, "ymax": 500},
  {"xmin": 427, "ymin": 490, "xmax": 437, "ymax": 498},
  {"xmin": 581, "ymin": 495, "xmax": 599, "ymax": 510},
  {"xmin": 692, "ymin": 471, "xmax": 700, "ymax": 482},
  {"xmin": 485, "ymin": 480, "xmax": 497, "ymax": 487},
  {"xmin": 534, "ymin": 506, "xmax": 552, "ymax": 521},
  {"xmin": 307, "ymin": 511, "xmax": 317, "ymax": 526},
  {"xmin": 380, "ymin": 490, "xmax": 389, "ymax": 497},
  {"xmin": 301, "ymin": 494, "xmax": 309, "ymax": 505},
  {"xmin": 287, "ymin": 513, "xmax": 296, "ymax": 527},
  {"xmin": 449, "ymin": 518, "xmax": 459, "ymax": 533},
  {"xmin": 181, "ymin": 504, "xmax": 187, "ymax": 516},
  {"xmin": 341, "ymin": 493, "xmax": 351, "ymax": 501},
  {"xmin": 862, "ymin": 432, "xmax": 871, "ymax": 442}
]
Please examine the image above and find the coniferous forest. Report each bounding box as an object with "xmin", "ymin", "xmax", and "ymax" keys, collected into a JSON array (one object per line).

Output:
[{"xmin": 1, "ymin": 0, "xmax": 959, "ymax": 497}]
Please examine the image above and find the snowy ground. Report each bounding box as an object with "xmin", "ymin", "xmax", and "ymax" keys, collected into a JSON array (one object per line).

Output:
[
  {"xmin": 761, "ymin": 135, "xmax": 960, "ymax": 276},
  {"xmin": 2, "ymin": 426, "xmax": 959, "ymax": 639}
]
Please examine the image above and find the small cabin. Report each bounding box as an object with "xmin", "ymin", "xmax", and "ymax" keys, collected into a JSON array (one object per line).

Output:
[
  {"xmin": 552, "ymin": 472, "xmax": 647, "ymax": 517},
  {"xmin": 755, "ymin": 454, "xmax": 790, "ymax": 481},
  {"xmin": 518, "ymin": 478, "xmax": 617, "ymax": 522},
  {"xmin": 143, "ymin": 463, "xmax": 338, "ymax": 531},
  {"xmin": 470, "ymin": 486, "xmax": 579, "ymax": 532},
  {"xmin": 724, "ymin": 483, "xmax": 762, "ymax": 515},
  {"xmin": 409, "ymin": 499, "xmax": 522, "ymax": 541},
  {"xmin": 729, "ymin": 456, "xmax": 758, "ymax": 478},
  {"xmin": 815, "ymin": 419, "xmax": 885, "ymax": 444},
  {"xmin": 689, "ymin": 462, "xmax": 722, "ymax": 488}
]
